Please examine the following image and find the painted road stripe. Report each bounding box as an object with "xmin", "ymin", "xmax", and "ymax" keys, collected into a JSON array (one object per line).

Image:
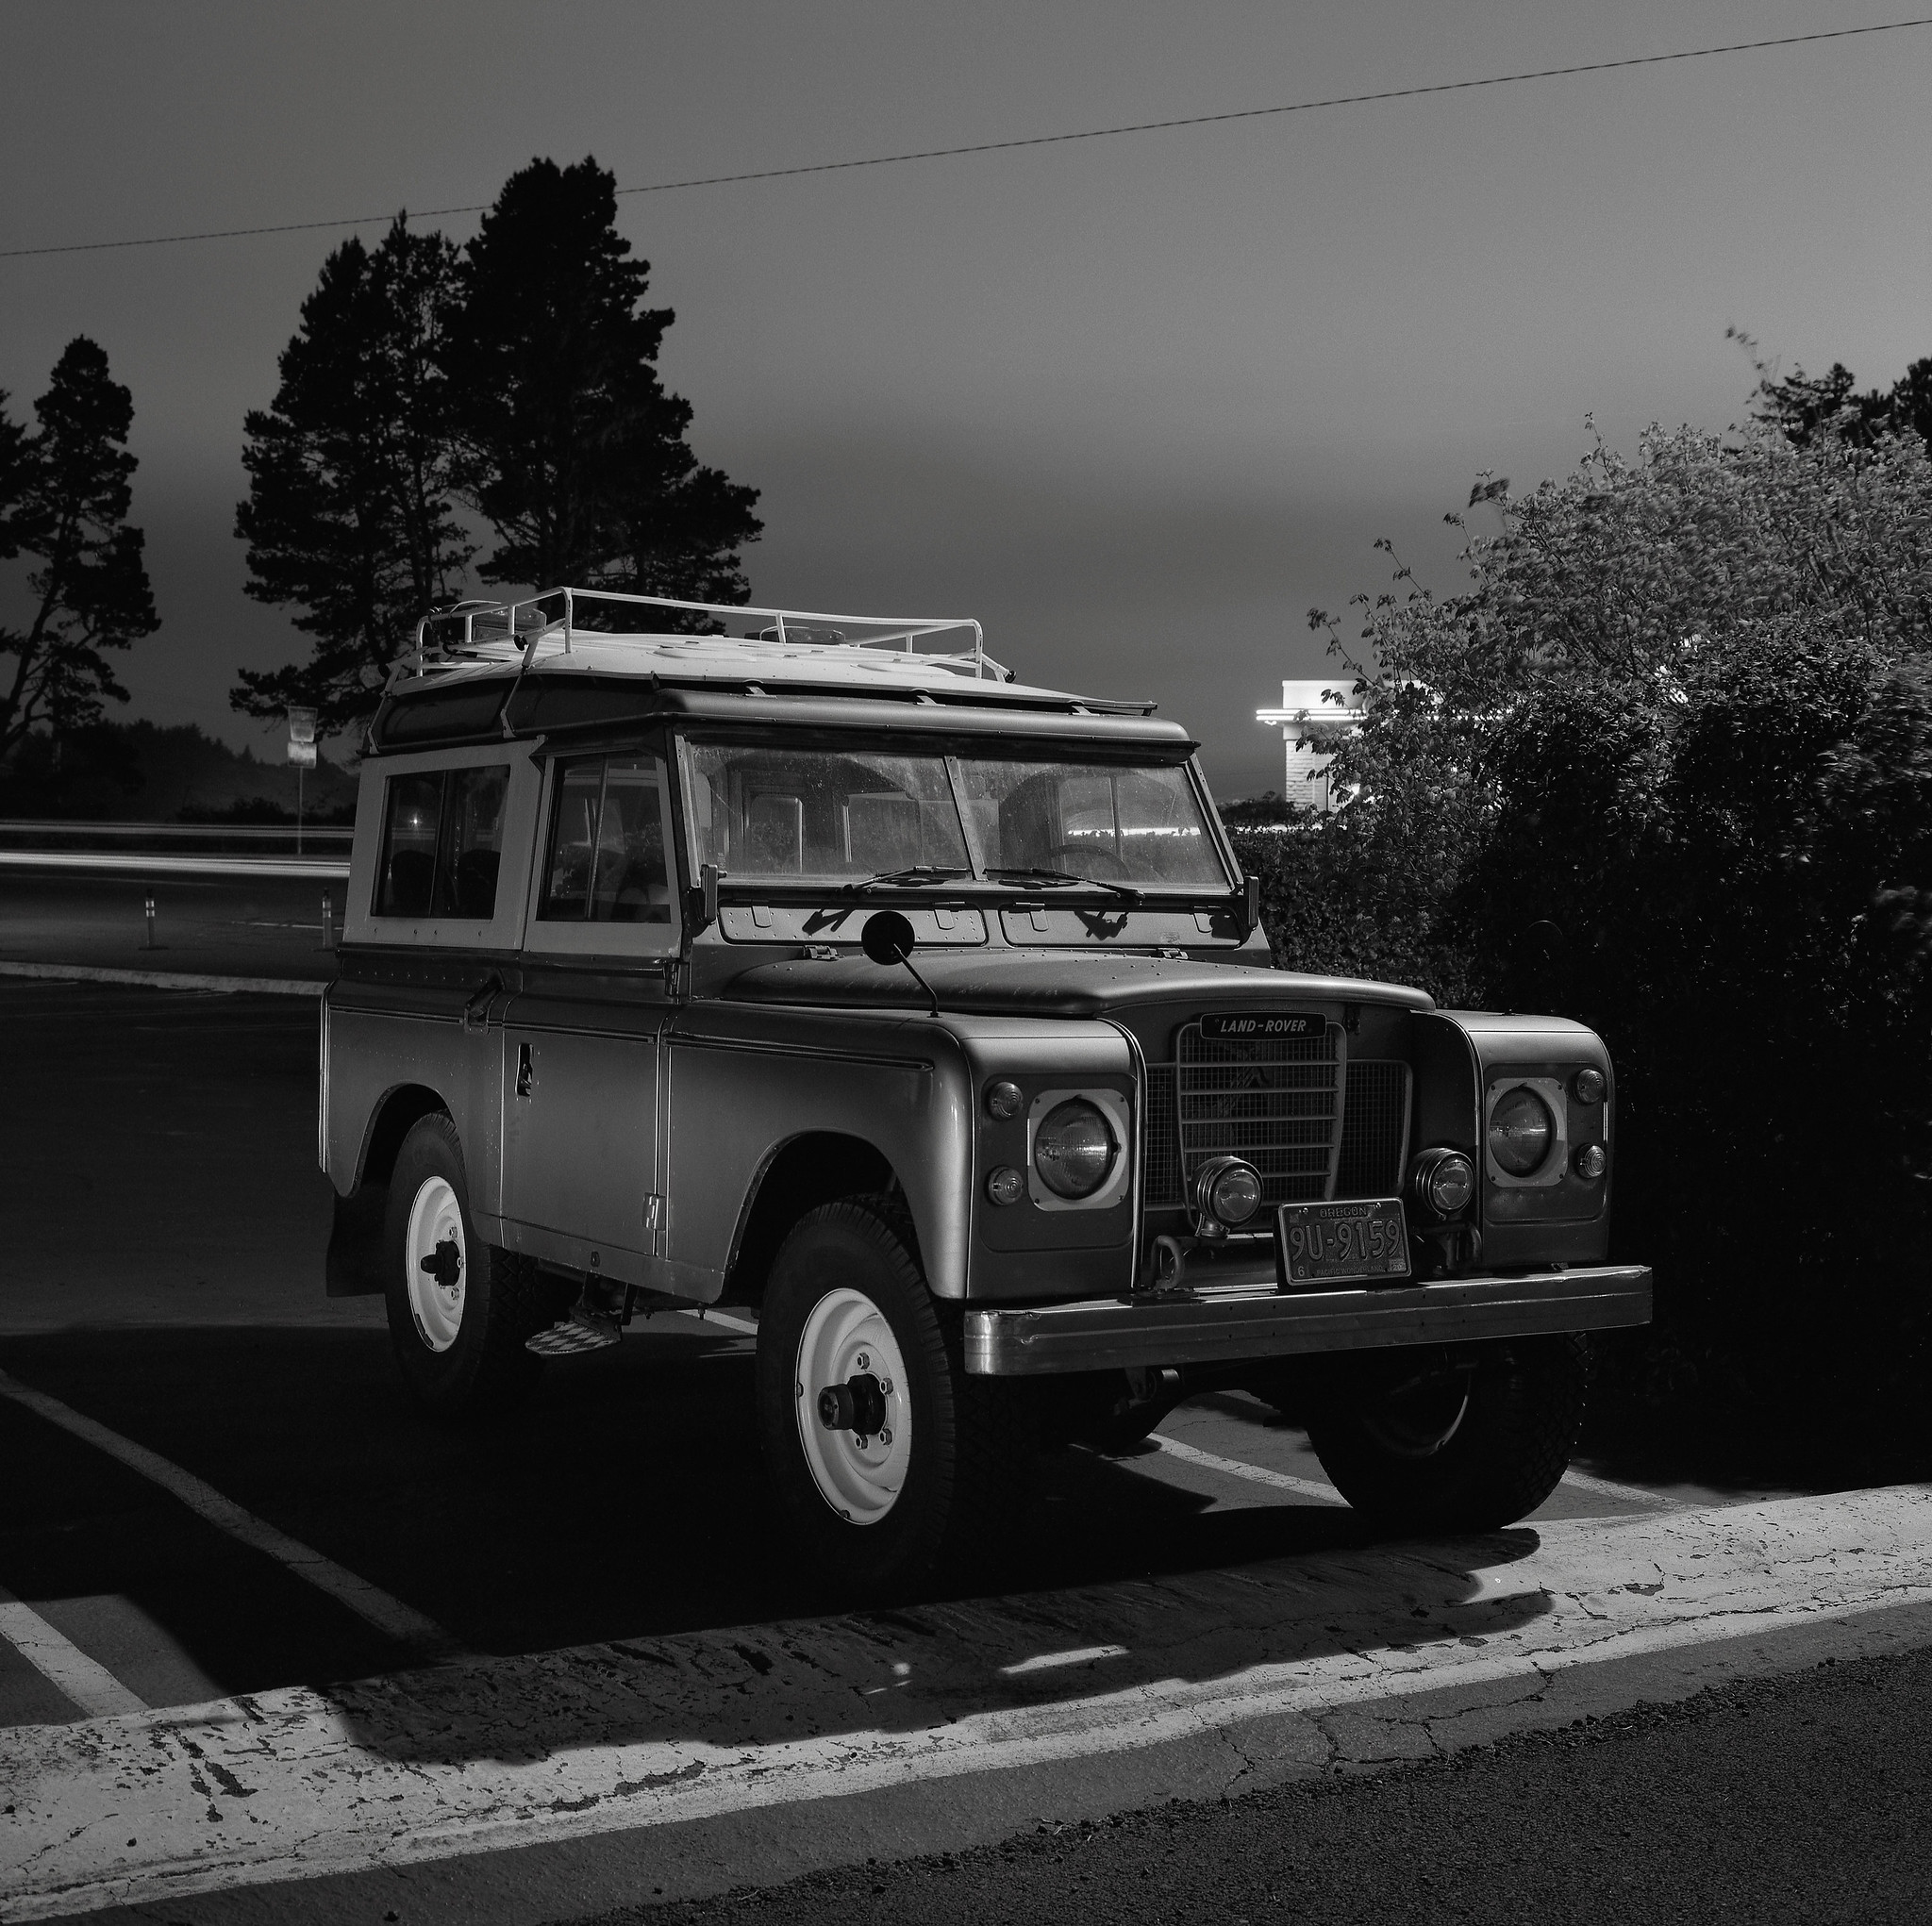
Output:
[
  {"xmin": 0, "ymin": 1371, "xmax": 459, "ymax": 1661},
  {"xmin": 0, "ymin": 962, "xmax": 325, "ymax": 997},
  {"xmin": 1154, "ymin": 1436, "xmax": 1677, "ymax": 1517},
  {"xmin": 0, "ymin": 1587, "xmax": 144, "ymax": 1720},
  {"xmin": 0, "ymin": 849, "xmax": 349, "ymax": 879},
  {"xmin": 1149, "ymin": 1434, "xmax": 1345, "ymax": 1503},
  {"xmin": 6, "ymin": 1486, "xmax": 1928, "ymax": 1921}
]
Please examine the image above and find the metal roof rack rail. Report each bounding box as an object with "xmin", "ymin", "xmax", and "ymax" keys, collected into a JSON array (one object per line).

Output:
[{"xmin": 399, "ymin": 587, "xmax": 1008, "ymax": 689}]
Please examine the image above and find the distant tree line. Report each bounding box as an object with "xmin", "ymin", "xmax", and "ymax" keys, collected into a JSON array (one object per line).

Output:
[
  {"xmin": 0, "ymin": 154, "xmax": 759, "ymax": 776},
  {"xmin": 1234, "ymin": 374, "xmax": 1932, "ymax": 1463},
  {"xmin": 233, "ymin": 155, "xmax": 761, "ymax": 734}
]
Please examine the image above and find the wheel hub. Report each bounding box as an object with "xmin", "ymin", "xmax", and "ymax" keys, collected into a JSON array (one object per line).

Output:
[
  {"xmin": 794, "ymin": 1293, "xmax": 909, "ymax": 1523},
  {"xmin": 405, "ymin": 1174, "xmax": 467, "ymax": 1353}
]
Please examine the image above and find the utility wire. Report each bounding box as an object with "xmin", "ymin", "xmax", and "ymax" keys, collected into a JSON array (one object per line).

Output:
[{"xmin": 6, "ymin": 16, "xmax": 1929, "ymax": 261}]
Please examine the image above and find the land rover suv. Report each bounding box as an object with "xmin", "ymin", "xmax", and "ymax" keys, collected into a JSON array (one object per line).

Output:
[{"xmin": 320, "ymin": 588, "xmax": 1651, "ymax": 1590}]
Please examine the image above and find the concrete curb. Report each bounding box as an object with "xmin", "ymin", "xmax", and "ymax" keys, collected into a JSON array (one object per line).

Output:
[{"xmin": 0, "ymin": 961, "xmax": 327, "ymax": 997}]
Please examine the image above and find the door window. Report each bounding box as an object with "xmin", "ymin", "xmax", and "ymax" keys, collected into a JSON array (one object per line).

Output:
[
  {"xmin": 539, "ymin": 754, "xmax": 673, "ymax": 924},
  {"xmin": 374, "ymin": 764, "xmax": 509, "ymax": 919}
]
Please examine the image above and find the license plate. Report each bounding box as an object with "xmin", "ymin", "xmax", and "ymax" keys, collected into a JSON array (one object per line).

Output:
[{"xmin": 1274, "ymin": 1198, "xmax": 1411, "ymax": 1287}]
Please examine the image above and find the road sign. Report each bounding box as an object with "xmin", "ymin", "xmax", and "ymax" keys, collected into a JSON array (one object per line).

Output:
[
  {"xmin": 287, "ymin": 740, "xmax": 318, "ymax": 768},
  {"xmin": 287, "ymin": 706, "xmax": 318, "ymax": 747}
]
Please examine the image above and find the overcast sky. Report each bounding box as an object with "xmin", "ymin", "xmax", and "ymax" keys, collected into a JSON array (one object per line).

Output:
[{"xmin": 8, "ymin": 1, "xmax": 1932, "ymax": 797}]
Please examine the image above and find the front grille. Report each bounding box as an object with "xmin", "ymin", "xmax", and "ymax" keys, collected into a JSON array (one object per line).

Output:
[
  {"xmin": 1335, "ymin": 1060, "xmax": 1411, "ymax": 1198},
  {"xmin": 1141, "ymin": 1029, "xmax": 1410, "ymax": 1211}
]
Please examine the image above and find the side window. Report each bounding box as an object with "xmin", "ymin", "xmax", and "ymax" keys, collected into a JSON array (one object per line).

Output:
[
  {"xmin": 373, "ymin": 765, "xmax": 510, "ymax": 920},
  {"xmin": 375, "ymin": 774, "xmax": 442, "ymax": 917},
  {"xmin": 539, "ymin": 754, "xmax": 673, "ymax": 924}
]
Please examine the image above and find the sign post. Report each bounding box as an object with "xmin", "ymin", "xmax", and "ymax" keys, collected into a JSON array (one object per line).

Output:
[{"xmin": 286, "ymin": 707, "xmax": 318, "ymax": 855}]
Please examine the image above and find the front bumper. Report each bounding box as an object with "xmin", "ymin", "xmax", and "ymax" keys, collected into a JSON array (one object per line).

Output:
[{"xmin": 962, "ymin": 1261, "xmax": 1652, "ymax": 1376}]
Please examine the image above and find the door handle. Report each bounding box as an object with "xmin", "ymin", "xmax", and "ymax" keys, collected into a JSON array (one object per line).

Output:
[
  {"xmin": 515, "ymin": 1041, "xmax": 534, "ymax": 1097},
  {"xmin": 462, "ymin": 973, "xmax": 502, "ymax": 1033}
]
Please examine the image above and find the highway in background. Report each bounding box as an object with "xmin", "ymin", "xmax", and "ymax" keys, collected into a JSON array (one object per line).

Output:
[{"xmin": 0, "ymin": 877, "xmax": 1928, "ymax": 1923}]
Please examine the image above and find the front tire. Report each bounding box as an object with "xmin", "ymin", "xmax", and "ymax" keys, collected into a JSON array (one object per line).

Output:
[
  {"xmin": 757, "ymin": 1197, "xmax": 1035, "ymax": 1594},
  {"xmin": 383, "ymin": 1114, "xmax": 551, "ymax": 1420},
  {"xmin": 1306, "ymin": 1335, "xmax": 1589, "ymax": 1534}
]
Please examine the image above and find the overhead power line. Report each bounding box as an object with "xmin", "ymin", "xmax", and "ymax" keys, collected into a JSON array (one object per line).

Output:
[{"xmin": 6, "ymin": 16, "xmax": 1929, "ymax": 262}]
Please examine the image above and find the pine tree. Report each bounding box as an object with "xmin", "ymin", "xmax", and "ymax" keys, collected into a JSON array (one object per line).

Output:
[
  {"xmin": 446, "ymin": 157, "xmax": 760, "ymax": 611},
  {"xmin": 232, "ymin": 217, "xmax": 471, "ymax": 731},
  {"xmin": 0, "ymin": 338, "xmax": 158, "ymax": 760}
]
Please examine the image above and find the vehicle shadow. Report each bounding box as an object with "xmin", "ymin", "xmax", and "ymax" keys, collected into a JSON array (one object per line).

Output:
[{"xmin": 1, "ymin": 1324, "xmax": 1551, "ymax": 1762}]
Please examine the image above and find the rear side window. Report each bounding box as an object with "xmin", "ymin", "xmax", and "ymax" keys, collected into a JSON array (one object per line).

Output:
[
  {"xmin": 539, "ymin": 754, "xmax": 673, "ymax": 923},
  {"xmin": 374, "ymin": 764, "xmax": 510, "ymax": 919}
]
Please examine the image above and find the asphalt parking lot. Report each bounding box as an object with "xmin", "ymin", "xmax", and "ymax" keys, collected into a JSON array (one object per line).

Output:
[{"xmin": 3, "ymin": 962, "xmax": 1930, "ymax": 1923}]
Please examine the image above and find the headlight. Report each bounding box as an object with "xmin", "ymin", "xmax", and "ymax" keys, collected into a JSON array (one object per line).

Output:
[
  {"xmin": 1033, "ymin": 1098, "xmax": 1118, "ymax": 1200},
  {"xmin": 1489, "ymin": 1086, "xmax": 1555, "ymax": 1177},
  {"xmin": 1410, "ymin": 1147, "xmax": 1476, "ymax": 1218},
  {"xmin": 1193, "ymin": 1154, "xmax": 1263, "ymax": 1228}
]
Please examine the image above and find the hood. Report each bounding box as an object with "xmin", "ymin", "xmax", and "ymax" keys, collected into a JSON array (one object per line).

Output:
[{"xmin": 723, "ymin": 949, "xmax": 1434, "ymax": 1021}]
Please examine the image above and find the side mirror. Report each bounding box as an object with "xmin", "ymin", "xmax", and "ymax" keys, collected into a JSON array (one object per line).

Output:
[
  {"xmin": 861, "ymin": 909, "xmax": 917, "ymax": 967},
  {"xmin": 859, "ymin": 909, "xmax": 938, "ymax": 1016}
]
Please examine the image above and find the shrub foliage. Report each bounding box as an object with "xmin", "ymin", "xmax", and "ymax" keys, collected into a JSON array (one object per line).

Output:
[{"xmin": 1242, "ymin": 420, "xmax": 1932, "ymax": 1445}]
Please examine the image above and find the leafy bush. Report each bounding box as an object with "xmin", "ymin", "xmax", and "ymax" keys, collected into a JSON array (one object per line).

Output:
[{"xmin": 1262, "ymin": 420, "xmax": 1932, "ymax": 1451}]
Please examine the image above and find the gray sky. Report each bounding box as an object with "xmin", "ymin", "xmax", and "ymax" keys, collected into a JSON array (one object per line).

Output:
[{"xmin": 7, "ymin": 1, "xmax": 1931, "ymax": 798}]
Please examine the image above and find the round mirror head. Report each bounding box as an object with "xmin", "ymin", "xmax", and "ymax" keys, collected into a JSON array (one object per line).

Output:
[{"xmin": 860, "ymin": 909, "xmax": 917, "ymax": 967}]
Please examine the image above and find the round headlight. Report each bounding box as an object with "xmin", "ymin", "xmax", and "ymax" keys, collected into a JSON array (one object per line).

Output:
[
  {"xmin": 1194, "ymin": 1155, "xmax": 1263, "ymax": 1227},
  {"xmin": 1033, "ymin": 1099, "xmax": 1118, "ymax": 1200},
  {"xmin": 1412, "ymin": 1148, "xmax": 1476, "ymax": 1217},
  {"xmin": 985, "ymin": 1165, "xmax": 1025, "ymax": 1207},
  {"xmin": 1489, "ymin": 1087, "xmax": 1556, "ymax": 1177},
  {"xmin": 984, "ymin": 1079, "xmax": 1024, "ymax": 1121},
  {"xmin": 1573, "ymin": 1068, "xmax": 1606, "ymax": 1105}
]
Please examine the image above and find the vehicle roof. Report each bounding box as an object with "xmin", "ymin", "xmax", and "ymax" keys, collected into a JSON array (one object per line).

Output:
[{"xmin": 367, "ymin": 597, "xmax": 1188, "ymax": 755}]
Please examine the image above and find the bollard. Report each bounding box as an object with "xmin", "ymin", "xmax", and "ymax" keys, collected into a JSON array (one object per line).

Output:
[
  {"xmin": 143, "ymin": 894, "xmax": 157, "ymax": 950},
  {"xmin": 320, "ymin": 888, "xmax": 334, "ymax": 951}
]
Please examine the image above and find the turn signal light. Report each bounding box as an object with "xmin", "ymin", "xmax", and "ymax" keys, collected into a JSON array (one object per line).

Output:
[
  {"xmin": 1573, "ymin": 1068, "xmax": 1606, "ymax": 1105},
  {"xmin": 985, "ymin": 1165, "xmax": 1025, "ymax": 1206},
  {"xmin": 984, "ymin": 1079, "xmax": 1024, "ymax": 1121},
  {"xmin": 1574, "ymin": 1143, "xmax": 1607, "ymax": 1180}
]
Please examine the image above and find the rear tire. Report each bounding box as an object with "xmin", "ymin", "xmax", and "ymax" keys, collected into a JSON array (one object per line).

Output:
[
  {"xmin": 757, "ymin": 1196, "xmax": 1036, "ymax": 1595},
  {"xmin": 1306, "ymin": 1335, "xmax": 1588, "ymax": 1534},
  {"xmin": 383, "ymin": 1114, "xmax": 551, "ymax": 1420}
]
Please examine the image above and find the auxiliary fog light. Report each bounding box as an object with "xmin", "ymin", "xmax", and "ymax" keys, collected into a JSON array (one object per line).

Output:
[
  {"xmin": 1574, "ymin": 1142, "xmax": 1607, "ymax": 1180},
  {"xmin": 1410, "ymin": 1146, "xmax": 1476, "ymax": 1218},
  {"xmin": 1192, "ymin": 1154, "xmax": 1264, "ymax": 1230},
  {"xmin": 1489, "ymin": 1086, "xmax": 1556, "ymax": 1178},
  {"xmin": 985, "ymin": 1165, "xmax": 1026, "ymax": 1207},
  {"xmin": 1032, "ymin": 1099, "xmax": 1118, "ymax": 1200}
]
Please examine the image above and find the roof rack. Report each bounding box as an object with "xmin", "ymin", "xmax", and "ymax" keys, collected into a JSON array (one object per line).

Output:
[{"xmin": 402, "ymin": 587, "xmax": 1008, "ymax": 689}]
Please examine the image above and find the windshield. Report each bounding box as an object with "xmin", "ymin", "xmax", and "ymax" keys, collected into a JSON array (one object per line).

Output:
[{"xmin": 685, "ymin": 742, "xmax": 1228, "ymax": 890}]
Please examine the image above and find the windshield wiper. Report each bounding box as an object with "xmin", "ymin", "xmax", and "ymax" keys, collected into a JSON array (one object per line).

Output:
[
  {"xmin": 987, "ymin": 866, "xmax": 1144, "ymax": 905},
  {"xmin": 840, "ymin": 864, "xmax": 974, "ymax": 894}
]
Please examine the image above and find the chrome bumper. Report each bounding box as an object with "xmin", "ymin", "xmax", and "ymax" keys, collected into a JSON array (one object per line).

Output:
[{"xmin": 962, "ymin": 1262, "xmax": 1652, "ymax": 1377}]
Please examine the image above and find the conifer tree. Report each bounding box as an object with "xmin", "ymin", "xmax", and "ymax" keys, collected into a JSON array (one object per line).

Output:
[
  {"xmin": 0, "ymin": 338, "xmax": 158, "ymax": 759},
  {"xmin": 445, "ymin": 157, "xmax": 760, "ymax": 610},
  {"xmin": 232, "ymin": 217, "xmax": 470, "ymax": 730}
]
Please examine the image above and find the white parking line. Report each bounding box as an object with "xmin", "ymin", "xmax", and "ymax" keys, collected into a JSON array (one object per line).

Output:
[
  {"xmin": 0, "ymin": 1587, "xmax": 144, "ymax": 1719},
  {"xmin": 6, "ymin": 1487, "xmax": 1929, "ymax": 1921},
  {"xmin": 0, "ymin": 962, "xmax": 325, "ymax": 997},
  {"xmin": 0, "ymin": 1371, "xmax": 461, "ymax": 1662},
  {"xmin": 1149, "ymin": 1435, "xmax": 1345, "ymax": 1503}
]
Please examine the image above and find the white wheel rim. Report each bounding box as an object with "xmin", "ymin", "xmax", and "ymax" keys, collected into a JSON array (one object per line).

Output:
[
  {"xmin": 794, "ymin": 1287, "xmax": 910, "ymax": 1525},
  {"xmin": 405, "ymin": 1174, "xmax": 466, "ymax": 1353}
]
